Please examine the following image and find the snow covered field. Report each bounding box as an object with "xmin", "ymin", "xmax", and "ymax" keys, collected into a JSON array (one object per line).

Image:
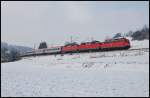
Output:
[
  {"xmin": 127, "ymin": 37, "xmax": 149, "ymax": 49},
  {"xmin": 1, "ymin": 39, "xmax": 149, "ymax": 97}
]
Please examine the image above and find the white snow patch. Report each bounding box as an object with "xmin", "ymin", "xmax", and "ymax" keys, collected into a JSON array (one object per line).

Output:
[{"xmin": 126, "ymin": 37, "xmax": 149, "ymax": 49}]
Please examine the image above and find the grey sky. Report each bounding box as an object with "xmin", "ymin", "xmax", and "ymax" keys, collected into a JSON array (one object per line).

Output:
[{"xmin": 1, "ymin": 1, "xmax": 149, "ymax": 48}]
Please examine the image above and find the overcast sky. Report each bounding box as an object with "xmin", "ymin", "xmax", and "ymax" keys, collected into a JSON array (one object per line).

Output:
[{"xmin": 1, "ymin": 1, "xmax": 149, "ymax": 48}]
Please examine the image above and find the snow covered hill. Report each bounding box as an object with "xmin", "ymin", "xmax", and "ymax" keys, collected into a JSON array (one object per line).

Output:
[
  {"xmin": 127, "ymin": 37, "xmax": 149, "ymax": 49},
  {"xmin": 1, "ymin": 47, "xmax": 149, "ymax": 97}
]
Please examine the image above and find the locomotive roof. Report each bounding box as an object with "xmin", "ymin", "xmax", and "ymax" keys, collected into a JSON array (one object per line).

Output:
[
  {"xmin": 113, "ymin": 37, "xmax": 126, "ymax": 40},
  {"xmin": 81, "ymin": 40, "xmax": 100, "ymax": 44},
  {"xmin": 104, "ymin": 37, "xmax": 127, "ymax": 43},
  {"xmin": 91, "ymin": 40, "xmax": 100, "ymax": 43},
  {"xmin": 64, "ymin": 42, "xmax": 78, "ymax": 46}
]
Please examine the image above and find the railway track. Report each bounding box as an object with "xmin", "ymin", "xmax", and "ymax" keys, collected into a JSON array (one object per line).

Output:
[{"xmin": 21, "ymin": 48, "xmax": 149, "ymax": 57}]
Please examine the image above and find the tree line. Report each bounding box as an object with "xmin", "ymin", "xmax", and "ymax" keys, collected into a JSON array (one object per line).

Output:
[
  {"xmin": 113, "ymin": 25, "xmax": 149, "ymax": 40},
  {"xmin": 1, "ymin": 43, "xmax": 32, "ymax": 63}
]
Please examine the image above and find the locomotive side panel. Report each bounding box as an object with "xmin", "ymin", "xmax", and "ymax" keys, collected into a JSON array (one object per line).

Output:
[
  {"xmin": 101, "ymin": 38, "xmax": 130, "ymax": 50},
  {"xmin": 62, "ymin": 45, "xmax": 78, "ymax": 53},
  {"xmin": 78, "ymin": 43, "xmax": 100, "ymax": 51}
]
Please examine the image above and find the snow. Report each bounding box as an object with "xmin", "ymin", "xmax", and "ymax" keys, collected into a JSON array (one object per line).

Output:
[
  {"xmin": 130, "ymin": 40, "xmax": 149, "ymax": 49},
  {"xmin": 126, "ymin": 37, "xmax": 149, "ymax": 49},
  {"xmin": 1, "ymin": 39, "xmax": 149, "ymax": 97}
]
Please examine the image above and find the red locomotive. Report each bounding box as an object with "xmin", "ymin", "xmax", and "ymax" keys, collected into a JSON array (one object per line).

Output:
[
  {"xmin": 62, "ymin": 37, "xmax": 130, "ymax": 53},
  {"xmin": 62, "ymin": 42, "xmax": 79, "ymax": 53},
  {"xmin": 78, "ymin": 41, "xmax": 100, "ymax": 52},
  {"xmin": 100, "ymin": 37, "xmax": 130, "ymax": 50}
]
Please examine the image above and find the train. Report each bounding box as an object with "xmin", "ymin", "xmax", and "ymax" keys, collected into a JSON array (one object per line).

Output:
[{"xmin": 23, "ymin": 37, "xmax": 130, "ymax": 57}]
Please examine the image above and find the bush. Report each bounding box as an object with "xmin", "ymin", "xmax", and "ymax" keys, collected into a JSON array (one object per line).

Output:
[{"xmin": 131, "ymin": 25, "xmax": 149, "ymax": 40}]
